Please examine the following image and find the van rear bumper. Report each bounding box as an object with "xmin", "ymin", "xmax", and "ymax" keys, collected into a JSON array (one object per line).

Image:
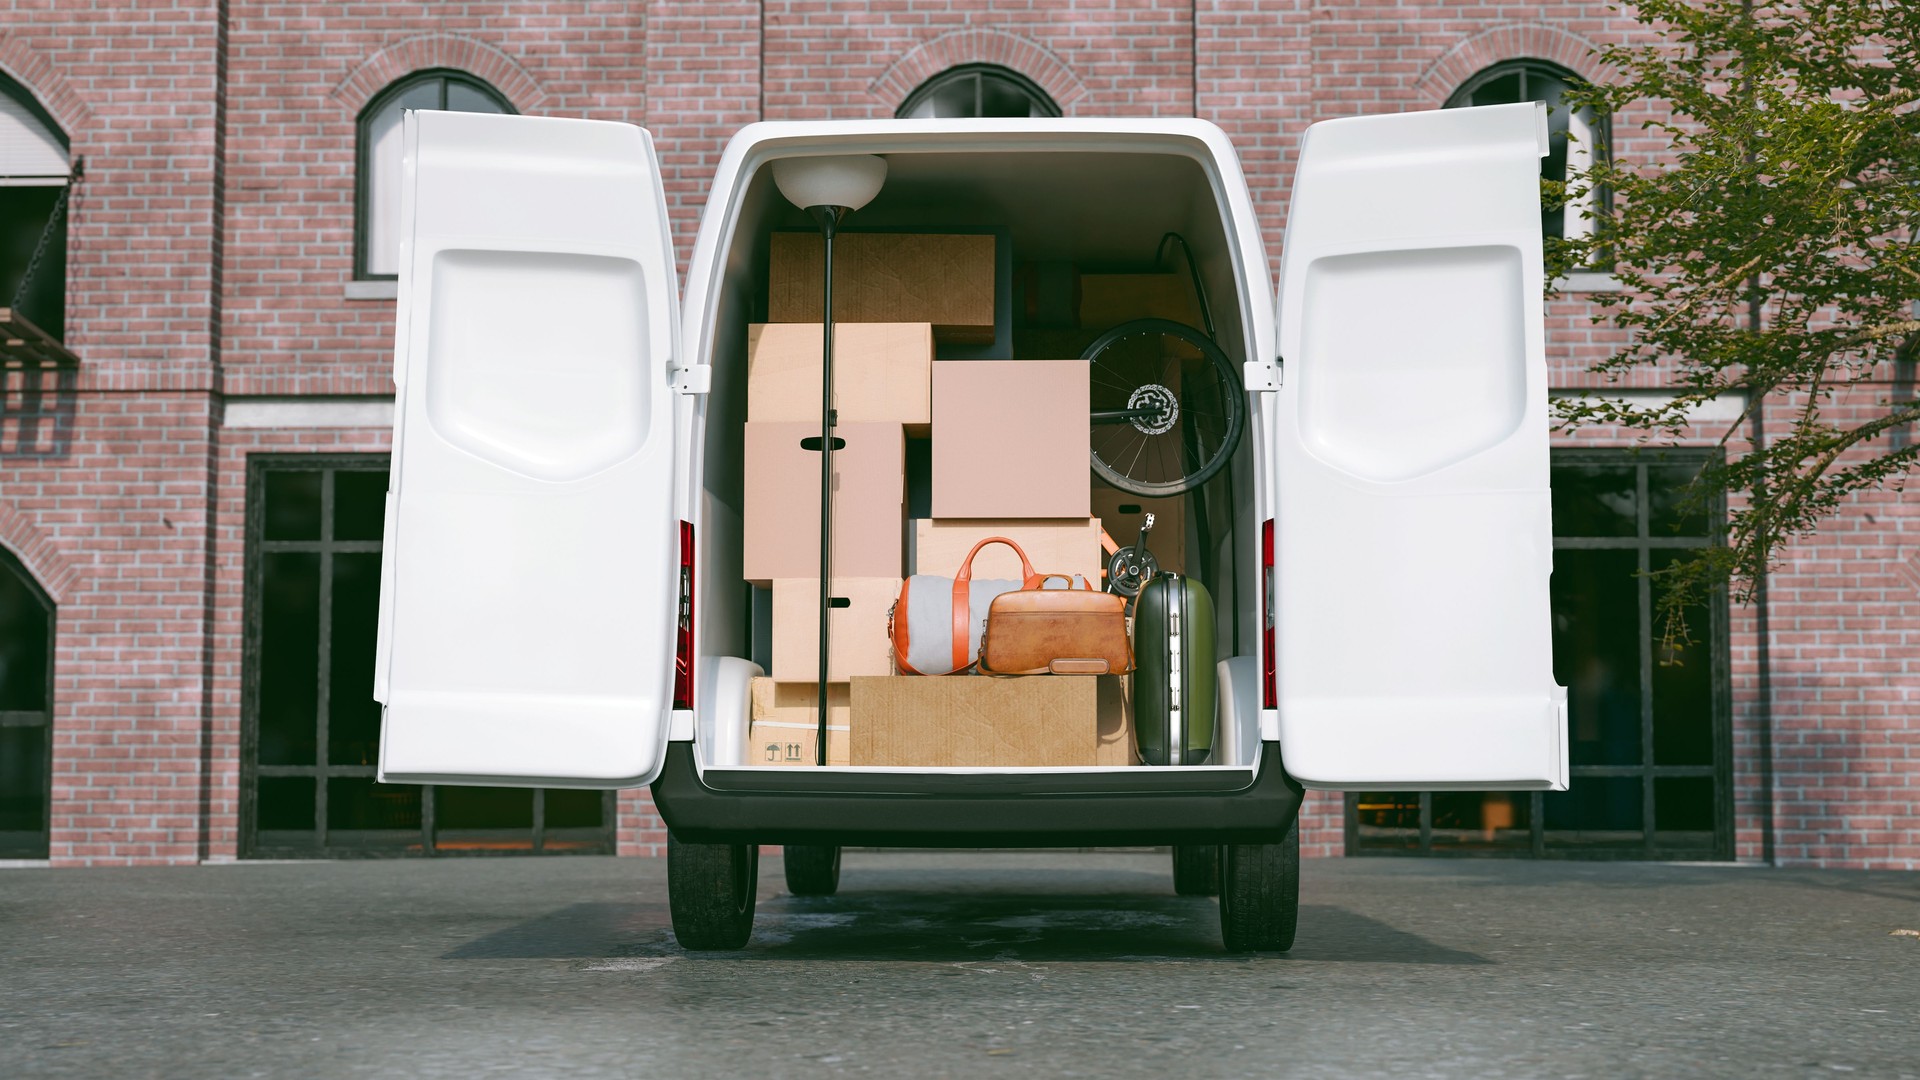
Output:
[{"xmin": 650, "ymin": 742, "xmax": 1304, "ymax": 847}]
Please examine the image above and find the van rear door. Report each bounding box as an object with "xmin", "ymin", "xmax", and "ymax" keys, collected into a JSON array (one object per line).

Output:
[
  {"xmin": 1271, "ymin": 102, "xmax": 1567, "ymax": 790},
  {"xmin": 376, "ymin": 111, "xmax": 682, "ymax": 788}
]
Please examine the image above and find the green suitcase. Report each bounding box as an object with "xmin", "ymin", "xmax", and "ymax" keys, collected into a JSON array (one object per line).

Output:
[{"xmin": 1132, "ymin": 572, "xmax": 1215, "ymax": 766}]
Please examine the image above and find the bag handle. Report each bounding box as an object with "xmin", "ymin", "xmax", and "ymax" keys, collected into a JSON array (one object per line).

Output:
[{"xmin": 949, "ymin": 537, "xmax": 1033, "ymax": 673}]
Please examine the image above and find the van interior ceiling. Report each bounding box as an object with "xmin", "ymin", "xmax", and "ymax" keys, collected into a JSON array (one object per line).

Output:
[{"xmin": 696, "ymin": 147, "xmax": 1262, "ymax": 772}]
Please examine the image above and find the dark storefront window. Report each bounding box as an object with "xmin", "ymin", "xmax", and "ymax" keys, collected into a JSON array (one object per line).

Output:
[
  {"xmin": 1350, "ymin": 450, "xmax": 1731, "ymax": 859},
  {"xmin": 243, "ymin": 457, "xmax": 613, "ymax": 857},
  {"xmin": 0, "ymin": 549, "xmax": 53, "ymax": 859}
]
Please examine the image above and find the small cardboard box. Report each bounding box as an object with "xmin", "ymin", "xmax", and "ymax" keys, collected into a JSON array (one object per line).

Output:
[
  {"xmin": 851, "ymin": 674, "xmax": 1127, "ymax": 767},
  {"xmin": 1078, "ymin": 273, "xmax": 1204, "ymax": 331},
  {"xmin": 747, "ymin": 678, "xmax": 849, "ymax": 766},
  {"xmin": 747, "ymin": 323, "xmax": 934, "ymax": 435},
  {"xmin": 931, "ymin": 360, "xmax": 1089, "ymax": 519},
  {"xmin": 743, "ymin": 421, "xmax": 904, "ymax": 586},
  {"xmin": 769, "ymin": 232, "xmax": 997, "ymax": 344},
  {"xmin": 1089, "ymin": 487, "xmax": 1186, "ymax": 576},
  {"xmin": 769, "ymin": 577, "xmax": 900, "ymax": 682},
  {"xmin": 911, "ymin": 517, "xmax": 1103, "ymax": 585}
]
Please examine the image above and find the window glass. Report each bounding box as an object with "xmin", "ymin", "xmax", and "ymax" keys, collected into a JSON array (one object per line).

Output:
[
  {"xmin": 0, "ymin": 78, "xmax": 70, "ymax": 339},
  {"xmin": 1551, "ymin": 461, "xmax": 1637, "ymax": 537},
  {"xmin": 899, "ymin": 65, "xmax": 1059, "ymax": 119},
  {"xmin": 1446, "ymin": 61, "xmax": 1602, "ymax": 246},
  {"xmin": 246, "ymin": 460, "xmax": 612, "ymax": 857},
  {"xmin": 359, "ymin": 74, "xmax": 511, "ymax": 278}
]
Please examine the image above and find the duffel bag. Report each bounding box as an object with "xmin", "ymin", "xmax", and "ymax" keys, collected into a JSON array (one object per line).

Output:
[
  {"xmin": 978, "ymin": 584, "xmax": 1133, "ymax": 676},
  {"xmin": 891, "ymin": 537, "xmax": 1053, "ymax": 676}
]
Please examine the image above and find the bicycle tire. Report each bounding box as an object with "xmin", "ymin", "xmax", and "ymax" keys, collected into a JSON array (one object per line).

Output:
[{"xmin": 1083, "ymin": 317, "xmax": 1245, "ymax": 498}]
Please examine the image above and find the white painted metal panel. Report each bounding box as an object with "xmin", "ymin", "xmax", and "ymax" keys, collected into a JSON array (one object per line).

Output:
[
  {"xmin": 377, "ymin": 110, "xmax": 680, "ymax": 788},
  {"xmin": 1272, "ymin": 103, "xmax": 1568, "ymax": 790}
]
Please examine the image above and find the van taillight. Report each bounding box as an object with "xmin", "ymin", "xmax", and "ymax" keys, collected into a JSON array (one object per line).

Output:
[
  {"xmin": 673, "ymin": 520, "xmax": 695, "ymax": 711},
  {"xmin": 1262, "ymin": 517, "xmax": 1275, "ymax": 710}
]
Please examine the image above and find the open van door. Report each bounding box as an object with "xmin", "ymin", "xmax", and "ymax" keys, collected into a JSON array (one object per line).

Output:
[
  {"xmin": 1272, "ymin": 102, "xmax": 1568, "ymax": 790},
  {"xmin": 375, "ymin": 111, "xmax": 682, "ymax": 788}
]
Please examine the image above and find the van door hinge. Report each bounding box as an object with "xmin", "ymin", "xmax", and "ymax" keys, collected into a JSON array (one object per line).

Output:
[
  {"xmin": 674, "ymin": 366, "xmax": 712, "ymax": 395},
  {"xmin": 1245, "ymin": 359, "xmax": 1281, "ymax": 394}
]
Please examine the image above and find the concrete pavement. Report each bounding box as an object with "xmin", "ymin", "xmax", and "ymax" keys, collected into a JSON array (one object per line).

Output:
[{"xmin": 2, "ymin": 852, "xmax": 1917, "ymax": 1077}]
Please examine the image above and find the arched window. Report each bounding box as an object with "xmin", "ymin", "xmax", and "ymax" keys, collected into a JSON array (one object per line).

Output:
[
  {"xmin": 0, "ymin": 550, "xmax": 54, "ymax": 859},
  {"xmin": 1447, "ymin": 61, "xmax": 1604, "ymax": 249},
  {"xmin": 0, "ymin": 71, "xmax": 72, "ymax": 341},
  {"xmin": 356, "ymin": 71, "xmax": 513, "ymax": 279},
  {"xmin": 898, "ymin": 64, "xmax": 1060, "ymax": 119}
]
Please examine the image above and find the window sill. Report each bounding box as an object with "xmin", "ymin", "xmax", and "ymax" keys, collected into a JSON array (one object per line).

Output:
[
  {"xmin": 1553, "ymin": 272, "xmax": 1623, "ymax": 294},
  {"xmin": 345, "ymin": 280, "xmax": 398, "ymax": 301}
]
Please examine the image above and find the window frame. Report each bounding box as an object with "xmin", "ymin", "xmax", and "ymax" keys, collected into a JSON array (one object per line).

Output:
[
  {"xmin": 353, "ymin": 69, "xmax": 516, "ymax": 281},
  {"xmin": 1445, "ymin": 59, "xmax": 1611, "ymax": 259},
  {"xmin": 1346, "ymin": 448, "xmax": 1734, "ymax": 861},
  {"xmin": 0, "ymin": 547, "xmax": 54, "ymax": 860},
  {"xmin": 240, "ymin": 454, "xmax": 614, "ymax": 859},
  {"xmin": 896, "ymin": 63, "xmax": 1061, "ymax": 119}
]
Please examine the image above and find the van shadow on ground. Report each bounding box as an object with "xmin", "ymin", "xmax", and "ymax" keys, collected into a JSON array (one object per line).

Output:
[{"xmin": 445, "ymin": 884, "xmax": 1487, "ymax": 966}]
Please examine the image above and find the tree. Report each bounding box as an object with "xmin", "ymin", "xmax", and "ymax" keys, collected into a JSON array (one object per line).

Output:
[{"xmin": 1551, "ymin": 0, "xmax": 1920, "ymax": 642}]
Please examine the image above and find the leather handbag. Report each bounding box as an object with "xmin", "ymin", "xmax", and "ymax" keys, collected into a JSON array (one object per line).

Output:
[
  {"xmin": 891, "ymin": 537, "xmax": 1047, "ymax": 676},
  {"xmin": 978, "ymin": 583, "xmax": 1135, "ymax": 676}
]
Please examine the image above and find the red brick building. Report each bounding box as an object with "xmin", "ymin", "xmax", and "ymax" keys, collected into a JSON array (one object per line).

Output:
[{"xmin": 0, "ymin": 2, "xmax": 1911, "ymax": 868}]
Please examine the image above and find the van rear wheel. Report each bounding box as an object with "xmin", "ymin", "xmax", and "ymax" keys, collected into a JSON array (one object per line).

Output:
[
  {"xmin": 1218, "ymin": 819, "xmax": 1299, "ymax": 952},
  {"xmin": 783, "ymin": 844, "xmax": 842, "ymax": 896},
  {"xmin": 668, "ymin": 833, "xmax": 759, "ymax": 950},
  {"xmin": 1171, "ymin": 844, "xmax": 1219, "ymax": 896}
]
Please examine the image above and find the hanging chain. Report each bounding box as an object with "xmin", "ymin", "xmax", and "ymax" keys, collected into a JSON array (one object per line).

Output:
[{"xmin": 11, "ymin": 157, "xmax": 82, "ymax": 313}]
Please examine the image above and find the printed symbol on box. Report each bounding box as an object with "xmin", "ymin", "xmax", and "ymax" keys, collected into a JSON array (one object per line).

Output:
[
  {"xmin": 763, "ymin": 743, "xmax": 781, "ymax": 763},
  {"xmin": 784, "ymin": 742, "xmax": 803, "ymax": 763}
]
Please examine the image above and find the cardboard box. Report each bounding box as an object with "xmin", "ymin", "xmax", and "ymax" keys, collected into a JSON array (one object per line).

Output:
[
  {"xmin": 931, "ymin": 360, "xmax": 1089, "ymax": 519},
  {"xmin": 1078, "ymin": 273, "xmax": 1204, "ymax": 331},
  {"xmin": 769, "ymin": 577, "xmax": 900, "ymax": 682},
  {"xmin": 747, "ymin": 323, "xmax": 934, "ymax": 435},
  {"xmin": 1089, "ymin": 487, "xmax": 1186, "ymax": 576},
  {"xmin": 851, "ymin": 674, "xmax": 1128, "ymax": 767},
  {"xmin": 911, "ymin": 517, "xmax": 1103, "ymax": 584},
  {"xmin": 747, "ymin": 679, "xmax": 849, "ymax": 766},
  {"xmin": 743, "ymin": 421, "xmax": 904, "ymax": 586},
  {"xmin": 1097, "ymin": 675, "xmax": 1138, "ymax": 767},
  {"xmin": 769, "ymin": 232, "xmax": 997, "ymax": 344}
]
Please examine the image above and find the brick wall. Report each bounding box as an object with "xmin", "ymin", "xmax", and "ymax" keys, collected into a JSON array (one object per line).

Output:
[{"xmin": 1, "ymin": 0, "xmax": 1912, "ymax": 868}]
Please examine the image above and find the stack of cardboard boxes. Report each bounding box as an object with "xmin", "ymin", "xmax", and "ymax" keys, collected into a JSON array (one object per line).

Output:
[{"xmin": 741, "ymin": 236, "xmax": 1189, "ymax": 768}]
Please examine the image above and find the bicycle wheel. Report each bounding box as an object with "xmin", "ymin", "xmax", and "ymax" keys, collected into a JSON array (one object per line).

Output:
[{"xmin": 1084, "ymin": 318, "xmax": 1244, "ymax": 498}]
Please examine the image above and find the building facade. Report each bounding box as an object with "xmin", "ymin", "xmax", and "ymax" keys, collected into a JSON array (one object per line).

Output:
[{"xmin": 0, "ymin": 1, "xmax": 1912, "ymax": 868}]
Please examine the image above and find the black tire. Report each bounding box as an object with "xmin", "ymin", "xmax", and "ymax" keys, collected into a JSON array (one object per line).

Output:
[
  {"xmin": 1219, "ymin": 819, "xmax": 1299, "ymax": 952},
  {"xmin": 668, "ymin": 832, "xmax": 759, "ymax": 950},
  {"xmin": 783, "ymin": 844, "xmax": 842, "ymax": 897},
  {"xmin": 1172, "ymin": 844, "xmax": 1220, "ymax": 896},
  {"xmin": 1084, "ymin": 317, "xmax": 1245, "ymax": 498}
]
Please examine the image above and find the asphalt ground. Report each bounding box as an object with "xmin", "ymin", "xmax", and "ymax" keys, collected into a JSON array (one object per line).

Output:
[{"xmin": 2, "ymin": 851, "xmax": 1917, "ymax": 1078}]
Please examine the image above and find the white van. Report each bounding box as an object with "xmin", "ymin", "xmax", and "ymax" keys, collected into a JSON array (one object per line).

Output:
[{"xmin": 373, "ymin": 104, "xmax": 1569, "ymax": 952}]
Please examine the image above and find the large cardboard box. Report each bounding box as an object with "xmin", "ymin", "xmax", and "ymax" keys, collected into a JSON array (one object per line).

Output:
[
  {"xmin": 769, "ymin": 232, "xmax": 997, "ymax": 344},
  {"xmin": 911, "ymin": 517, "xmax": 1102, "ymax": 584},
  {"xmin": 747, "ymin": 678, "xmax": 849, "ymax": 766},
  {"xmin": 1089, "ymin": 487, "xmax": 1186, "ymax": 576},
  {"xmin": 747, "ymin": 323, "xmax": 934, "ymax": 435},
  {"xmin": 1096, "ymin": 675, "xmax": 1137, "ymax": 767},
  {"xmin": 931, "ymin": 360, "xmax": 1089, "ymax": 519},
  {"xmin": 851, "ymin": 675, "xmax": 1129, "ymax": 767},
  {"xmin": 743, "ymin": 421, "xmax": 904, "ymax": 586},
  {"xmin": 1078, "ymin": 273, "xmax": 1205, "ymax": 331},
  {"xmin": 769, "ymin": 577, "xmax": 900, "ymax": 681}
]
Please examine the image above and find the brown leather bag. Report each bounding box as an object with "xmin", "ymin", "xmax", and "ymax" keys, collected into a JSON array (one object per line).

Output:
[{"xmin": 977, "ymin": 583, "xmax": 1135, "ymax": 676}]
